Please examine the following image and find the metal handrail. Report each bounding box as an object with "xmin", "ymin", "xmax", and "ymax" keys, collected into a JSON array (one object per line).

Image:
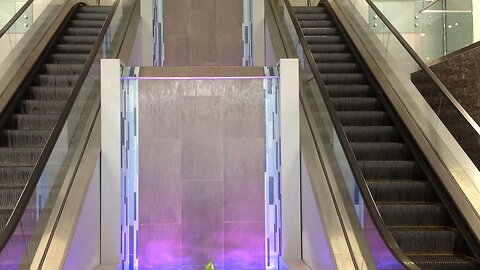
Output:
[
  {"xmin": 0, "ymin": 0, "xmax": 34, "ymax": 38},
  {"xmin": 0, "ymin": 0, "xmax": 120, "ymax": 253},
  {"xmin": 364, "ymin": 0, "xmax": 480, "ymax": 138},
  {"xmin": 280, "ymin": 0, "xmax": 420, "ymax": 268},
  {"xmin": 418, "ymin": 0, "xmax": 441, "ymax": 13}
]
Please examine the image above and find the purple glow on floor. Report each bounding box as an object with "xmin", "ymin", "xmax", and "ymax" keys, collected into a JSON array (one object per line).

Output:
[
  {"xmin": 121, "ymin": 76, "xmax": 280, "ymax": 81},
  {"xmin": 138, "ymin": 231, "xmax": 265, "ymax": 269},
  {"xmin": 139, "ymin": 239, "xmax": 182, "ymax": 268}
]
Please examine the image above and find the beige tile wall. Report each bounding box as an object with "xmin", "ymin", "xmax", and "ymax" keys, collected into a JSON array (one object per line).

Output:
[{"xmin": 164, "ymin": 0, "xmax": 243, "ymax": 66}]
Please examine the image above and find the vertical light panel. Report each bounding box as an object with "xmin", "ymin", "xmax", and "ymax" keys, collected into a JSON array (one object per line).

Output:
[
  {"xmin": 120, "ymin": 67, "xmax": 140, "ymax": 270},
  {"xmin": 279, "ymin": 59, "xmax": 301, "ymax": 260},
  {"xmin": 264, "ymin": 67, "xmax": 281, "ymax": 269},
  {"xmin": 152, "ymin": 0, "xmax": 164, "ymax": 66},
  {"xmin": 242, "ymin": 0, "xmax": 253, "ymax": 66},
  {"xmin": 100, "ymin": 59, "xmax": 121, "ymax": 265}
]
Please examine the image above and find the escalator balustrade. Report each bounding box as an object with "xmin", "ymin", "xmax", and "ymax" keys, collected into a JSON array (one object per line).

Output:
[
  {"xmin": 0, "ymin": 5, "xmax": 110, "ymax": 236},
  {"xmin": 293, "ymin": 4, "xmax": 480, "ymax": 269}
]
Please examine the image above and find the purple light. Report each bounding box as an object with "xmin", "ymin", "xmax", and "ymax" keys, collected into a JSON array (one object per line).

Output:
[{"xmin": 121, "ymin": 76, "xmax": 280, "ymax": 81}]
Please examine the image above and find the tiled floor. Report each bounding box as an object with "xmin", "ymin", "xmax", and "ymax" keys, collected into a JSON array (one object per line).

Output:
[
  {"xmin": 93, "ymin": 263, "xmax": 118, "ymax": 270},
  {"xmin": 282, "ymin": 260, "xmax": 312, "ymax": 270}
]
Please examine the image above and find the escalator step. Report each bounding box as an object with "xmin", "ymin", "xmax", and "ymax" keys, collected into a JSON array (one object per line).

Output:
[
  {"xmin": 74, "ymin": 13, "xmax": 108, "ymax": 21},
  {"xmin": 306, "ymin": 35, "xmax": 342, "ymax": 44},
  {"xmin": 78, "ymin": 6, "xmax": 111, "ymax": 13},
  {"xmin": 0, "ymin": 167, "xmax": 33, "ymax": 187},
  {"xmin": 378, "ymin": 203, "xmax": 448, "ymax": 226},
  {"xmin": 358, "ymin": 160, "xmax": 425, "ymax": 180},
  {"xmin": 292, "ymin": 6, "xmax": 326, "ymax": 13},
  {"xmin": 296, "ymin": 13, "xmax": 329, "ymax": 21},
  {"xmin": 367, "ymin": 180, "xmax": 435, "ymax": 202},
  {"xmin": 351, "ymin": 142, "xmax": 410, "ymax": 161},
  {"xmin": 48, "ymin": 53, "xmax": 88, "ymax": 64},
  {"xmin": 317, "ymin": 63, "xmax": 359, "ymax": 73},
  {"xmin": 390, "ymin": 227, "xmax": 463, "ymax": 254},
  {"xmin": 300, "ymin": 20, "xmax": 333, "ymax": 28},
  {"xmin": 26, "ymin": 87, "xmax": 72, "ymax": 100},
  {"xmin": 409, "ymin": 254, "xmax": 480, "ymax": 270},
  {"xmin": 313, "ymin": 53, "xmax": 354, "ymax": 63},
  {"xmin": 34, "ymin": 75, "xmax": 79, "ymax": 87},
  {"xmin": 55, "ymin": 44, "xmax": 92, "ymax": 54},
  {"xmin": 18, "ymin": 100, "xmax": 65, "ymax": 114},
  {"xmin": 69, "ymin": 20, "xmax": 104, "ymax": 28},
  {"xmin": 309, "ymin": 44, "xmax": 348, "ymax": 53},
  {"xmin": 0, "ymin": 148, "xmax": 42, "ymax": 166},
  {"xmin": 42, "ymin": 64, "xmax": 84, "ymax": 75},
  {"xmin": 344, "ymin": 126, "xmax": 401, "ymax": 142},
  {"xmin": 320, "ymin": 73, "xmax": 366, "ymax": 84},
  {"xmin": 302, "ymin": 27, "xmax": 338, "ymax": 36},
  {"xmin": 0, "ymin": 188, "xmax": 23, "ymax": 208},
  {"xmin": 9, "ymin": 114, "xmax": 59, "ymax": 130},
  {"xmin": 60, "ymin": 36, "xmax": 97, "ymax": 44},
  {"xmin": 337, "ymin": 111, "xmax": 391, "ymax": 126},
  {"xmin": 331, "ymin": 97, "xmax": 382, "ymax": 111},
  {"xmin": 326, "ymin": 85, "xmax": 373, "ymax": 97},
  {"xmin": 65, "ymin": 27, "xmax": 101, "ymax": 36},
  {"xmin": 1, "ymin": 130, "xmax": 51, "ymax": 147}
]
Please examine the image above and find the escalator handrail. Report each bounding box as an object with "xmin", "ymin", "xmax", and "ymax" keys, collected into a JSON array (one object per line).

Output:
[
  {"xmin": 280, "ymin": 0, "xmax": 419, "ymax": 268},
  {"xmin": 363, "ymin": 0, "xmax": 480, "ymax": 138},
  {"xmin": 0, "ymin": 0, "xmax": 120, "ymax": 253},
  {"xmin": 0, "ymin": 0, "xmax": 34, "ymax": 38}
]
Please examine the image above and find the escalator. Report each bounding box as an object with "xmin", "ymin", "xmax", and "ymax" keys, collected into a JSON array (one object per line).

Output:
[
  {"xmin": 292, "ymin": 4, "xmax": 480, "ymax": 269},
  {"xmin": 0, "ymin": 3, "xmax": 113, "ymax": 266}
]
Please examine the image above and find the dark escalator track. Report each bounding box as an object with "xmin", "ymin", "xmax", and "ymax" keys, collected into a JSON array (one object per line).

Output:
[
  {"xmin": 292, "ymin": 4, "xmax": 480, "ymax": 269},
  {"xmin": 0, "ymin": 4, "xmax": 110, "ymax": 245}
]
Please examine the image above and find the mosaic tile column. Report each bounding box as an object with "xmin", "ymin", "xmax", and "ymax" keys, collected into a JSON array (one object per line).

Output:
[{"xmin": 121, "ymin": 67, "xmax": 140, "ymax": 270}]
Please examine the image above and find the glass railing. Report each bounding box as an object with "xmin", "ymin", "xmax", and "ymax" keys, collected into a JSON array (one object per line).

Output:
[
  {"xmin": 0, "ymin": 0, "xmax": 48, "ymax": 64},
  {"xmin": 371, "ymin": 0, "xmax": 478, "ymax": 63},
  {"xmin": 272, "ymin": 0, "xmax": 410, "ymax": 269},
  {"xmin": 0, "ymin": 0, "xmax": 76, "ymax": 97},
  {"xmin": 0, "ymin": 0, "xmax": 136, "ymax": 267}
]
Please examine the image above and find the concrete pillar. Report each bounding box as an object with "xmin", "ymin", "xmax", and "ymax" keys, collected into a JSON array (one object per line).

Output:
[
  {"xmin": 279, "ymin": 58, "xmax": 301, "ymax": 260},
  {"xmin": 473, "ymin": 0, "xmax": 480, "ymax": 42},
  {"xmin": 100, "ymin": 59, "xmax": 121, "ymax": 264}
]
